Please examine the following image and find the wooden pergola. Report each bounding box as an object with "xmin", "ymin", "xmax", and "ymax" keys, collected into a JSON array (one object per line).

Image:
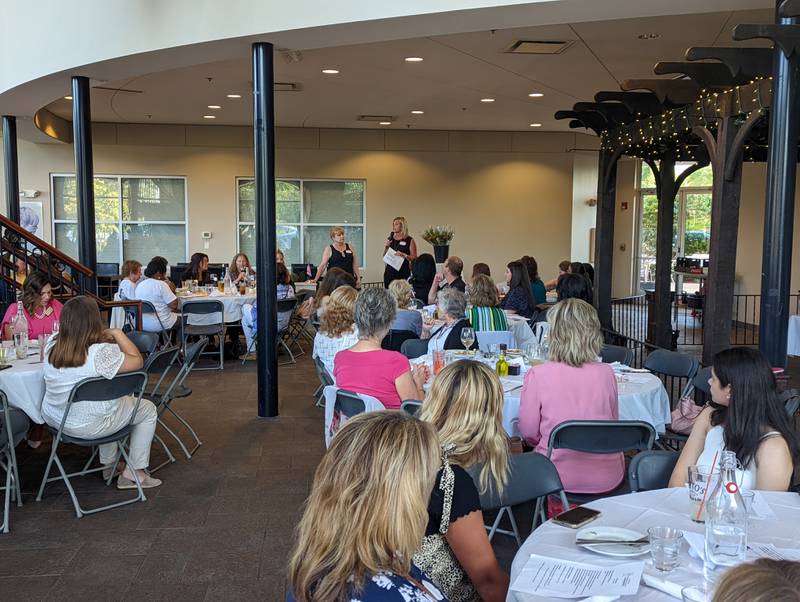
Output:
[{"xmin": 558, "ymin": 0, "xmax": 800, "ymax": 366}]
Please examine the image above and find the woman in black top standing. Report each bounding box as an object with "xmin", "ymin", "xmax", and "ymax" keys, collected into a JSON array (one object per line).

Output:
[
  {"xmin": 310, "ymin": 226, "xmax": 361, "ymax": 288},
  {"xmin": 383, "ymin": 216, "xmax": 417, "ymax": 288}
]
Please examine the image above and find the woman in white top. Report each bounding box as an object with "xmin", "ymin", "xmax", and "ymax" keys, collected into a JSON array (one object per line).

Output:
[
  {"xmin": 312, "ymin": 285, "xmax": 359, "ymax": 376},
  {"xmin": 134, "ymin": 256, "xmax": 179, "ymax": 333},
  {"xmin": 42, "ymin": 296, "xmax": 161, "ymax": 489},
  {"xmin": 118, "ymin": 259, "xmax": 142, "ymax": 300},
  {"xmin": 669, "ymin": 347, "xmax": 798, "ymax": 491}
]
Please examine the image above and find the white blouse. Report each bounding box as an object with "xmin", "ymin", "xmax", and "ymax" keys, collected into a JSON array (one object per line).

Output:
[{"xmin": 696, "ymin": 425, "xmax": 781, "ymax": 491}]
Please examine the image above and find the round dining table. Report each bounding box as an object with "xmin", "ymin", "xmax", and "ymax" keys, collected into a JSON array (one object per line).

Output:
[
  {"xmin": 178, "ymin": 290, "xmax": 257, "ymax": 325},
  {"xmin": 508, "ymin": 488, "xmax": 800, "ymax": 601},
  {"xmin": 0, "ymin": 349, "xmax": 47, "ymax": 424}
]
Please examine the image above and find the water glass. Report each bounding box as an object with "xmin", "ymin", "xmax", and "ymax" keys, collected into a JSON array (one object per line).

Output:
[
  {"xmin": 739, "ymin": 490, "xmax": 755, "ymax": 516},
  {"xmin": 648, "ymin": 526, "xmax": 683, "ymax": 573},
  {"xmin": 0, "ymin": 345, "xmax": 7, "ymax": 366},
  {"xmin": 38, "ymin": 333, "xmax": 48, "ymax": 362},
  {"xmin": 52, "ymin": 320, "xmax": 59, "ymax": 335},
  {"xmin": 688, "ymin": 465, "xmax": 720, "ymax": 522},
  {"xmin": 460, "ymin": 327, "xmax": 475, "ymax": 352}
]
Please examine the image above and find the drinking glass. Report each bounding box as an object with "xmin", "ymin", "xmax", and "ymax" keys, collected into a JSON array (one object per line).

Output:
[
  {"xmin": 0, "ymin": 345, "xmax": 7, "ymax": 366},
  {"xmin": 52, "ymin": 320, "xmax": 59, "ymax": 336},
  {"xmin": 688, "ymin": 465, "xmax": 720, "ymax": 522},
  {"xmin": 38, "ymin": 333, "xmax": 48, "ymax": 362},
  {"xmin": 648, "ymin": 526, "xmax": 683, "ymax": 573},
  {"xmin": 739, "ymin": 490, "xmax": 756, "ymax": 517},
  {"xmin": 460, "ymin": 327, "xmax": 475, "ymax": 352},
  {"xmin": 217, "ymin": 280, "xmax": 225, "ymax": 293}
]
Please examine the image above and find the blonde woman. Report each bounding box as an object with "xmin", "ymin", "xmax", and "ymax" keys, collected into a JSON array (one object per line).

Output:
[
  {"xmin": 311, "ymin": 226, "xmax": 360, "ymax": 287},
  {"xmin": 466, "ymin": 274, "xmax": 507, "ymax": 332},
  {"xmin": 312, "ymin": 286, "xmax": 359, "ymax": 376},
  {"xmin": 418, "ymin": 361, "xmax": 510, "ymax": 602},
  {"xmin": 712, "ymin": 559, "xmax": 800, "ymax": 602},
  {"xmin": 518, "ymin": 298, "xmax": 621, "ymax": 494},
  {"xmin": 383, "ymin": 216, "xmax": 417, "ymax": 288},
  {"xmin": 388, "ymin": 279, "xmax": 422, "ymax": 337},
  {"xmin": 288, "ymin": 412, "xmax": 444, "ymax": 602}
]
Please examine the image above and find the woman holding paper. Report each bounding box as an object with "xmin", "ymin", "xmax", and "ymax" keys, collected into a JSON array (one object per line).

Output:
[{"xmin": 383, "ymin": 216, "xmax": 417, "ymax": 288}]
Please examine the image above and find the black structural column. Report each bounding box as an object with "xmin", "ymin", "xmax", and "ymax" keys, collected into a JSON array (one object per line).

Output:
[
  {"xmin": 253, "ymin": 42, "xmax": 278, "ymax": 418},
  {"xmin": 653, "ymin": 155, "xmax": 677, "ymax": 349},
  {"xmin": 2, "ymin": 116, "xmax": 20, "ymax": 223},
  {"xmin": 759, "ymin": 6, "xmax": 800, "ymax": 367},
  {"xmin": 72, "ymin": 76, "xmax": 97, "ymax": 293},
  {"xmin": 593, "ymin": 148, "xmax": 618, "ymax": 330}
]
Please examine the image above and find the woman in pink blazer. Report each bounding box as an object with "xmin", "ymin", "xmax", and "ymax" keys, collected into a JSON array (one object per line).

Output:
[{"xmin": 518, "ymin": 298, "xmax": 623, "ymax": 494}]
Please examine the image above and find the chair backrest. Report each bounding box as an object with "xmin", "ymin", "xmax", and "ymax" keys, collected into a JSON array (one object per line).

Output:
[
  {"xmin": 469, "ymin": 452, "xmax": 568, "ymax": 510},
  {"xmin": 0, "ymin": 391, "xmax": 30, "ymax": 450},
  {"xmin": 145, "ymin": 346, "xmax": 180, "ymax": 376},
  {"xmin": 276, "ymin": 298, "xmax": 298, "ymax": 313},
  {"xmin": 382, "ymin": 330, "xmax": 418, "ymax": 352},
  {"xmin": 475, "ymin": 330, "xmax": 514, "ymax": 352},
  {"xmin": 314, "ymin": 356, "xmax": 334, "ymax": 387},
  {"xmin": 547, "ymin": 420, "xmax": 656, "ymax": 457},
  {"xmin": 411, "ymin": 298, "xmax": 425, "ymax": 309},
  {"xmin": 400, "ymin": 338, "xmax": 429, "ymax": 359},
  {"xmin": 183, "ymin": 337, "xmax": 209, "ymax": 371},
  {"xmin": 643, "ymin": 349, "xmax": 699, "ymax": 405},
  {"xmin": 400, "ymin": 400, "xmax": 422, "ymax": 416},
  {"xmin": 127, "ymin": 331, "xmax": 159, "ymax": 356},
  {"xmin": 323, "ymin": 385, "xmax": 383, "ymax": 447},
  {"xmin": 181, "ymin": 299, "xmax": 224, "ymax": 316},
  {"xmin": 628, "ymin": 450, "xmax": 679, "ymax": 492},
  {"xmin": 781, "ymin": 388, "xmax": 800, "ymax": 419},
  {"xmin": 69, "ymin": 372, "xmax": 148, "ymax": 404},
  {"xmin": 600, "ymin": 344, "xmax": 634, "ymax": 366},
  {"xmin": 532, "ymin": 322, "xmax": 549, "ymax": 344}
]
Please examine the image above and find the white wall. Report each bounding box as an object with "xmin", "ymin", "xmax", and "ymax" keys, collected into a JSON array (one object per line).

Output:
[{"xmin": 570, "ymin": 152, "xmax": 599, "ymax": 263}]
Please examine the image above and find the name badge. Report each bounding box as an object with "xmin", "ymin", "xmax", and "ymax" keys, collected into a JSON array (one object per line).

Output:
[
  {"xmin": 399, "ymin": 241, "xmax": 407, "ymax": 246},
  {"xmin": 345, "ymin": 250, "xmax": 352, "ymax": 254}
]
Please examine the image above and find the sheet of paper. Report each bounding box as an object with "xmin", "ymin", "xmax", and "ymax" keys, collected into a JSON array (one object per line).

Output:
[
  {"xmin": 382, "ymin": 248, "xmax": 405, "ymax": 271},
  {"xmin": 510, "ymin": 554, "xmax": 644, "ymax": 599}
]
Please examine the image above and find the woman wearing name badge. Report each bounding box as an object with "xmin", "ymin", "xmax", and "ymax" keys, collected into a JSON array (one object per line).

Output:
[
  {"xmin": 383, "ymin": 216, "xmax": 417, "ymax": 288},
  {"xmin": 310, "ymin": 226, "xmax": 361, "ymax": 288}
]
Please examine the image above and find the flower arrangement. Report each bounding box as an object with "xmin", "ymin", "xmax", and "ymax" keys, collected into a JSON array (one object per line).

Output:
[{"xmin": 421, "ymin": 225, "xmax": 455, "ymax": 246}]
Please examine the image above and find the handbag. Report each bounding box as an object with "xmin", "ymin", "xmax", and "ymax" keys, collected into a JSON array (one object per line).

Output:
[{"xmin": 669, "ymin": 391, "xmax": 704, "ymax": 435}]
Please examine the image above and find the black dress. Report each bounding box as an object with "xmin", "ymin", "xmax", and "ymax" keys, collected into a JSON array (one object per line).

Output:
[
  {"xmin": 383, "ymin": 234, "xmax": 413, "ymax": 288},
  {"xmin": 326, "ymin": 243, "xmax": 355, "ymax": 277}
]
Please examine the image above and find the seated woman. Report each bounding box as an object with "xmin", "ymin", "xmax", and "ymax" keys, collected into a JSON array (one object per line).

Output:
[
  {"xmin": 669, "ymin": 347, "xmax": 798, "ymax": 491},
  {"xmin": 41, "ymin": 296, "xmax": 160, "ymax": 488},
  {"xmin": 712, "ymin": 559, "xmax": 800, "ymax": 602},
  {"xmin": 288, "ymin": 412, "xmax": 442, "ymax": 602},
  {"xmin": 499, "ymin": 261, "xmax": 535, "ymax": 318},
  {"xmin": 134, "ymin": 256, "xmax": 179, "ymax": 334},
  {"xmin": 418, "ymin": 361, "xmax": 510, "ymax": 602},
  {"xmin": 471, "ymin": 262, "xmax": 491, "ymax": 280},
  {"xmin": 312, "ymin": 286, "xmax": 359, "ymax": 376},
  {"xmin": 118, "ymin": 259, "xmax": 142, "ymax": 300},
  {"xmin": 544, "ymin": 260, "xmax": 571, "ymax": 291},
  {"xmin": 424, "ymin": 288, "xmax": 478, "ymax": 353},
  {"xmin": 228, "ymin": 253, "xmax": 255, "ymax": 286},
  {"xmin": 2, "ymin": 271, "xmax": 63, "ymax": 341},
  {"xmin": 13, "ymin": 257, "xmax": 28, "ymax": 285},
  {"xmin": 388, "ymin": 279, "xmax": 422, "ymax": 337},
  {"xmin": 518, "ymin": 298, "xmax": 622, "ymax": 494},
  {"xmin": 305, "ymin": 266, "xmax": 357, "ymax": 320},
  {"xmin": 467, "ymin": 274, "xmax": 508, "ymax": 332},
  {"xmin": 181, "ymin": 252, "xmax": 210, "ymax": 285},
  {"xmin": 556, "ymin": 272, "xmax": 593, "ymax": 303},
  {"xmin": 241, "ymin": 262, "xmax": 296, "ymax": 354},
  {"xmin": 410, "ymin": 253, "xmax": 436, "ymax": 303},
  {"xmin": 334, "ymin": 288, "xmax": 428, "ymax": 409},
  {"xmin": 520, "ymin": 255, "xmax": 547, "ymax": 305}
]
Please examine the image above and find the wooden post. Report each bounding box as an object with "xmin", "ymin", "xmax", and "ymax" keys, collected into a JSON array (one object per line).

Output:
[
  {"xmin": 594, "ymin": 148, "xmax": 618, "ymax": 330},
  {"xmin": 654, "ymin": 154, "xmax": 676, "ymax": 349}
]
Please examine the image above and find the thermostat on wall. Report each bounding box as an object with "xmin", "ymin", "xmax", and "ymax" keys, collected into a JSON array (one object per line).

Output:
[{"xmin": 201, "ymin": 231, "xmax": 212, "ymax": 239}]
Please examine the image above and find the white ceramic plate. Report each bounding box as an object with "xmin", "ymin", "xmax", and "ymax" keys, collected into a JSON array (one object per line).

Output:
[{"xmin": 576, "ymin": 526, "xmax": 650, "ymax": 557}]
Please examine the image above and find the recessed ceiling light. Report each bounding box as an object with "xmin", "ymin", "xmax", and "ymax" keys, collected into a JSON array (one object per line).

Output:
[
  {"xmin": 529, "ymin": 123, "xmax": 542, "ymax": 127},
  {"xmin": 64, "ymin": 95, "xmax": 72, "ymax": 100},
  {"xmin": 322, "ymin": 69, "xmax": 340, "ymax": 74},
  {"xmin": 207, "ymin": 105, "xmax": 221, "ymax": 109},
  {"xmin": 411, "ymin": 110, "xmax": 424, "ymax": 115},
  {"xmin": 203, "ymin": 115, "xmax": 216, "ymax": 119},
  {"xmin": 480, "ymin": 98, "xmax": 495, "ymax": 103},
  {"xmin": 404, "ymin": 57, "xmax": 424, "ymax": 62},
  {"xmin": 226, "ymin": 94, "xmax": 241, "ymax": 99},
  {"xmin": 637, "ymin": 33, "xmax": 660, "ymax": 40},
  {"xmin": 528, "ymin": 92, "xmax": 544, "ymax": 98},
  {"xmin": 379, "ymin": 121, "xmax": 392, "ymax": 125}
]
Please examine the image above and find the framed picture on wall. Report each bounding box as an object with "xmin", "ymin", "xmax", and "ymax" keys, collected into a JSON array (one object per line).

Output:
[{"xmin": 20, "ymin": 201, "xmax": 43, "ymax": 236}]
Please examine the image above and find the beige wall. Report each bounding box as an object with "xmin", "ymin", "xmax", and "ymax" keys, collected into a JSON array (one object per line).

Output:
[
  {"xmin": 2, "ymin": 125, "xmax": 597, "ymax": 284},
  {"xmin": 612, "ymin": 158, "xmax": 638, "ymax": 298},
  {"xmin": 570, "ymin": 152, "xmax": 598, "ymax": 263}
]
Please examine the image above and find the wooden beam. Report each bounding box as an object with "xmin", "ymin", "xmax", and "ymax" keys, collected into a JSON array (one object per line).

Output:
[
  {"xmin": 654, "ymin": 155, "xmax": 677, "ymax": 349},
  {"xmin": 654, "ymin": 61, "xmax": 746, "ymax": 87},
  {"xmin": 685, "ymin": 47, "xmax": 773, "ymax": 81},
  {"xmin": 594, "ymin": 148, "xmax": 618, "ymax": 330}
]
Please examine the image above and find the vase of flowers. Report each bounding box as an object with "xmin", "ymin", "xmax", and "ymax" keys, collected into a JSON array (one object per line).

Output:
[{"xmin": 421, "ymin": 225, "xmax": 455, "ymax": 263}]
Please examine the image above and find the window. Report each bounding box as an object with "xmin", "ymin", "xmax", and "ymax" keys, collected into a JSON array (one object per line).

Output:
[
  {"xmin": 237, "ymin": 178, "xmax": 365, "ymax": 268},
  {"xmin": 52, "ymin": 175, "xmax": 188, "ymax": 267}
]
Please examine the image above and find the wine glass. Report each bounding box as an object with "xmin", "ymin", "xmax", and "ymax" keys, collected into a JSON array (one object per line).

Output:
[
  {"xmin": 52, "ymin": 320, "xmax": 59, "ymax": 336},
  {"xmin": 460, "ymin": 327, "xmax": 475, "ymax": 352}
]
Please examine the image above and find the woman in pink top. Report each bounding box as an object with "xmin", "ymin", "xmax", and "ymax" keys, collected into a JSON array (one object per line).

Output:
[
  {"xmin": 518, "ymin": 298, "xmax": 622, "ymax": 494},
  {"xmin": 334, "ymin": 288, "xmax": 428, "ymax": 409},
  {"xmin": 2, "ymin": 271, "xmax": 63, "ymax": 341}
]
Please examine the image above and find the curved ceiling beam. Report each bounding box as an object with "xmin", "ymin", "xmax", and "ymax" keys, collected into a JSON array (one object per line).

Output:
[
  {"xmin": 781, "ymin": 0, "xmax": 800, "ymax": 18},
  {"xmin": 554, "ymin": 109, "xmax": 607, "ymax": 135},
  {"xmin": 594, "ymin": 91, "xmax": 664, "ymax": 116},
  {"xmin": 653, "ymin": 61, "xmax": 746, "ymax": 88},
  {"xmin": 733, "ymin": 23, "xmax": 800, "ymax": 58},
  {"xmin": 572, "ymin": 101, "xmax": 633, "ymax": 125},
  {"xmin": 621, "ymin": 79, "xmax": 700, "ymax": 106},
  {"xmin": 685, "ymin": 47, "xmax": 773, "ymax": 80}
]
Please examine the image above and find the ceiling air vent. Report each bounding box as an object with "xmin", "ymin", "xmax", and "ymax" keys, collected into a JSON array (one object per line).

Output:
[
  {"xmin": 506, "ymin": 40, "xmax": 574, "ymax": 55},
  {"xmin": 275, "ymin": 82, "xmax": 301, "ymax": 92},
  {"xmin": 357, "ymin": 115, "xmax": 395, "ymax": 123}
]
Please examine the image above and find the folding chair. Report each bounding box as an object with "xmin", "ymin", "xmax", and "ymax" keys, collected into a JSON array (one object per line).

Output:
[
  {"xmin": 241, "ymin": 298, "xmax": 299, "ymax": 366},
  {"xmin": 644, "ymin": 349, "xmax": 699, "ymax": 408},
  {"xmin": 127, "ymin": 331, "xmax": 159, "ymax": 364},
  {"xmin": 600, "ymin": 344, "xmax": 634, "ymax": 366},
  {"xmin": 181, "ymin": 299, "xmax": 225, "ymax": 371},
  {"xmin": 546, "ymin": 420, "xmax": 656, "ymax": 503},
  {"xmin": 126, "ymin": 300, "xmax": 173, "ymax": 347},
  {"xmin": 140, "ymin": 346, "xmax": 182, "ymax": 472},
  {"xmin": 469, "ymin": 452, "xmax": 569, "ymax": 546},
  {"xmin": 628, "ymin": 450, "xmax": 679, "ymax": 492},
  {"xmin": 659, "ymin": 366, "xmax": 712, "ymax": 450},
  {"xmin": 382, "ymin": 330, "xmax": 419, "ymax": 352},
  {"xmin": 36, "ymin": 372, "xmax": 149, "ymax": 518},
  {"xmin": 1, "ymin": 391, "xmax": 29, "ymax": 533},
  {"xmin": 313, "ymin": 356, "xmax": 334, "ymax": 408},
  {"xmin": 323, "ymin": 385, "xmax": 383, "ymax": 447},
  {"xmin": 400, "ymin": 400, "xmax": 422, "ymax": 416},
  {"xmin": 400, "ymin": 338, "xmax": 429, "ymax": 360},
  {"xmin": 285, "ymin": 291, "xmax": 313, "ymax": 351},
  {"xmin": 476, "ymin": 330, "xmax": 514, "ymax": 352}
]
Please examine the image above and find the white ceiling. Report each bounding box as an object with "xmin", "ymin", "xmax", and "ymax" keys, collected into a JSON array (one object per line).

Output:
[{"xmin": 42, "ymin": 8, "xmax": 774, "ymax": 133}]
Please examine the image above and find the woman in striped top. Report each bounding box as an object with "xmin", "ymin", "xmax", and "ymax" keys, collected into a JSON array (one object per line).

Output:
[{"xmin": 467, "ymin": 274, "xmax": 508, "ymax": 331}]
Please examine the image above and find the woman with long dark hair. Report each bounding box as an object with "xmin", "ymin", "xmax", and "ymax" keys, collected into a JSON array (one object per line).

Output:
[
  {"xmin": 182, "ymin": 252, "xmax": 210, "ymax": 285},
  {"xmin": 410, "ymin": 253, "xmax": 436, "ymax": 303},
  {"xmin": 670, "ymin": 347, "xmax": 799, "ymax": 491},
  {"xmin": 499, "ymin": 261, "xmax": 535, "ymax": 318},
  {"xmin": 520, "ymin": 256, "xmax": 546, "ymax": 305}
]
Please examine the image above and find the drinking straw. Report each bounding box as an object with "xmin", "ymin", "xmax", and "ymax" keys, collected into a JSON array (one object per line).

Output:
[{"xmin": 694, "ymin": 450, "xmax": 719, "ymax": 522}]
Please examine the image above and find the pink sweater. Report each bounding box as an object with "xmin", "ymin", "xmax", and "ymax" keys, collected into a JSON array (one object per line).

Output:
[{"xmin": 518, "ymin": 361, "xmax": 624, "ymax": 494}]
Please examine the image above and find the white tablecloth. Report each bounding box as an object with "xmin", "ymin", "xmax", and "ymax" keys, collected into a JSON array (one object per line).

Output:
[
  {"xmin": 0, "ymin": 352, "xmax": 46, "ymax": 424},
  {"xmin": 179, "ymin": 292, "xmax": 257, "ymax": 325},
  {"xmin": 508, "ymin": 488, "xmax": 800, "ymax": 601},
  {"xmin": 787, "ymin": 315, "xmax": 800, "ymax": 356}
]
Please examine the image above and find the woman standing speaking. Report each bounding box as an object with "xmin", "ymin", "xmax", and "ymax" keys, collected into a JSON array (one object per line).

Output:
[{"xmin": 383, "ymin": 216, "xmax": 417, "ymax": 288}]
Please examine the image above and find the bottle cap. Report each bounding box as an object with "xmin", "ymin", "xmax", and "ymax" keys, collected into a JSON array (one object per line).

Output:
[{"xmin": 725, "ymin": 482, "xmax": 739, "ymax": 494}]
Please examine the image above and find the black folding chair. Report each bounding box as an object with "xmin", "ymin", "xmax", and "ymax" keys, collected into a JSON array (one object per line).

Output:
[
  {"xmin": 127, "ymin": 331, "xmax": 159, "ymax": 364},
  {"xmin": 36, "ymin": 372, "xmax": 149, "ymax": 517},
  {"xmin": 181, "ymin": 299, "xmax": 225, "ymax": 371},
  {"xmin": 242, "ymin": 298, "xmax": 299, "ymax": 365},
  {"xmin": 285, "ymin": 291, "xmax": 313, "ymax": 351},
  {"xmin": 1, "ymin": 391, "xmax": 29, "ymax": 533},
  {"xmin": 400, "ymin": 400, "xmax": 423, "ymax": 416},
  {"xmin": 660, "ymin": 366, "xmax": 712, "ymax": 450},
  {"xmin": 628, "ymin": 450, "xmax": 679, "ymax": 492},
  {"xmin": 400, "ymin": 338, "xmax": 429, "ymax": 360},
  {"xmin": 313, "ymin": 356, "xmax": 334, "ymax": 408},
  {"xmin": 335, "ymin": 389, "xmax": 366, "ymax": 418},
  {"xmin": 141, "ymin": 346, "xmax": 181, "ymax": 472},
  {"xmin": 546, "ymin": 420, "xmax": 656, "ymax": 503},
  {"xmin": 382, "ymin": 330, "xmax": 419, "ymax": 352},
  {"xmin": 600, "ymin": 344, "xmax": 634, "ymax": 366},
  {"xmin": 469, "ymin": 452, "xmax": 569, "ymax": 546},
  {"xmin": 125, "ymin": 300, "xmax": 173, "ymax": 347},
  {"xmin": 644, "ymin": 349, "xmax": 699, "ymax": 408}
]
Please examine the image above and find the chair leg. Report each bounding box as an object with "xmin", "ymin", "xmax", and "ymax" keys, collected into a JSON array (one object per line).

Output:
[
  {"xmin": 162, "ymin": 405, "xmax": 202, "ymax": 457},
  {"xmin": 507, "ymin": 508, "xmax": 522, "ymax": 547},
  {"xmin": 486, "ymin": 507, "xmax": 506, "ymax": 542},
  {"xmin": 52, "ymin": 453, "xmax": 82, "ymax": 518},
  {"xmin": 149, "ymin": 432, "xmax": 177, "ymax": 474},
  {"xmin": 7, "ymin": 437, "xmax": 22, "ymax": 508},
  {"xmin": 278, "ymin": 340, "xmax": 296, "ymax": 366},
  {"xmin": 2, "ymin": 453, "xmax": 11, "ymax": 533},
  {"xmin": 36, "ymin": 440, "xmax": 61, "ymax": 502},
  {"xmin": 156, "ymin": 416, "xmax": 193, "ymax": 460}
]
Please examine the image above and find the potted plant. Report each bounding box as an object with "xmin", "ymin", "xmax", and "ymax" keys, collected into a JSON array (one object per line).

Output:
[{"xmin": 421, "ymin": 225, "xmax": 455, "ymax": 263}]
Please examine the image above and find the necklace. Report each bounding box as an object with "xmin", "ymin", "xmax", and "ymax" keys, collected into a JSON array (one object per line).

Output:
[{"xmin": 32, "ymin": 305, "xmax": 54, "ymax": 320}]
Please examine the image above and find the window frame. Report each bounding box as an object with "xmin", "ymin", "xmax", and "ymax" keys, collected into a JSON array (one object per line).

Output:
[
  {"xmin": 235, "ymin": 176, "xmax": 367, "ymax": 268},
  {"xmin": 50, "ymin": 173, "xmax": 190, "ymax": 265}
]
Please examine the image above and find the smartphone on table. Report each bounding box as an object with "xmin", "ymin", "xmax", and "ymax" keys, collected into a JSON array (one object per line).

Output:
[{"xmin": 552, "ymin": 506, "xmax": 601, "ymax": 529}]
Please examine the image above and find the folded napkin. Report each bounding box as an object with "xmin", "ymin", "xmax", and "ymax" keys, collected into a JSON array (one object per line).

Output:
[{"xmin": 641, "ymin": 572, "xmax": 684, "ymax": 599}]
